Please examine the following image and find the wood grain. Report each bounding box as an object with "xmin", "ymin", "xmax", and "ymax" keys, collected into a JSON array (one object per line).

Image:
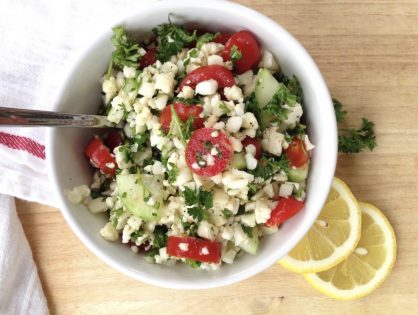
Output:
[{"xmin": 16, "ymin": 1, "xmax": 418, "ymax": 314}]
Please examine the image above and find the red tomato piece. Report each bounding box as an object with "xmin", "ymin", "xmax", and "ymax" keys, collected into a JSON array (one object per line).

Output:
[
  {"xmin": 85, "ymin": 137, "xmax": 117, "ymax": 177},
  {"xmin": 160, "ymin": 102, "xmax": 204, "ymax": 133},
  {"xmin": 284, "ymin": 137, "xmax": 309, "ymax": 167},
  {"xmin": 222, "ymin": 30, "xmax": 261, "ymax": 74},
  {"xmin": 140, "ymin": 47, "xmax": 157, "ymax": 68},
  {"xmin": 178, "ymin": 65, "xmax": 235, "ymax": 92},
  {"xmin": 185, "ymin": 128, "xmax": 233, "ymax": 177},
  {"xmin": 167, "ymin": 236, "xmax": 221, "ymax": 263},
  {"xmin": 242, "ymin": 136, "xmax": 262, "ymax": 159},
  {"xmin": 266, "ymin": 197, "xmax": 305, "ymax": 227},
  {"xmin": 213, "ymin": 33, "xmax": 231, "ymax": 45},
  {"xmin": 104, "ymin": 130, "xmax": 123, "ymax": 152}
]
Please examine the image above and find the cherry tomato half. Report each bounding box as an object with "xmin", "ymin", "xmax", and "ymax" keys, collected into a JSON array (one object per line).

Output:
[
  {"xmin": 178, "ymin": 65, "xmax": 235, "ymax": 92},
  {"xmin": 85, "ymin": 137, "xmax": 117, "ymax": 177},
  {"xmin": 160, "ymin": 102, "xmax": 205, "ymax": 133},
  {"xmin": 104, "ymin": 130, "xmax": 123, "ymax": 152},
  {"xmin": 221, "ymin": 30, "xmax": 261, "ymax": 74},
  {"xmin": 186, "ymin": 128, "xmax": 233, "ymax": 177},
  {"xmin": 284, "ymin": 137, "xmax": 309, "ymax": 167},
  {"xmin": 213, "ymin": 33, "xmax": 231, "ymax": 45},
  {"xmin": 242, "ymin": 136, "xmax": 262, "ymax": 159},
  {"xmin": 140, "ymin": 47, "xmax": 157, "ymax": 68},
  {"xmin": 167, "ymin": 236, "xmax": 221, "ymax": 263},
  {"xmin": 265, "ymin": 197, "xmax": 305, "ymax": 227}
]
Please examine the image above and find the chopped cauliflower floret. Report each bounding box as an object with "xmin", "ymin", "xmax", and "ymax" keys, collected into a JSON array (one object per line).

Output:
[
  {"xmin": 66, "ymin": 185, "xmax": 90, "ymax": 204},
  {"xmin": 254, "ymin": 200, "xmax": 272, "ymax": 224},
  {"xmin": 282, "ymin": 103, "xmax": 303, "ymax": 130},
  {"xmin": 196, "ymin": 79, "xmax": 219, "ymax": 96},
  {"xmin": 197, "ymin": 220, "xmax": 218, "ymax": 241},
  {"xmin": 258, "ymin": 49, "xmax": 279, "ymax": 71},
  {"xmin": 87, "ymin": 198, "xmax": 108, "ymax": 214},
  {"xmin": 123, "ymin": 66, "xmax": 137, "ymax": 79},
  {"xmin": 207, "ymin": 55, "xmax": 224, "ymax": 66},
  {"xmin": 181, "ymin": 86, "xmax": 194, "ymax": 99},
  {"xmin": 154, "ymin": 72, "xmax": 176, "ymax": 94},
  {"xmin": 138, "ymin": 81, "xmax": 156, "ymax": 98},
  {"xmin": 100, "ymin": 223, "xmax": 119, "ymax": 242},
  {"xmin": 261, "ymin": 126, "xmax": 285, "ymax": 156},
  {"xmin": 224, "ymin": 85, "xmax": 244, "ymax": 101},
  {"xmin": 226, "ymin": 116, "xmax": 243, "ymax": 133}
]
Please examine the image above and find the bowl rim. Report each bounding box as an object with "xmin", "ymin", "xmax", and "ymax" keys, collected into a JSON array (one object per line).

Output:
[{"xmin": 47, "ymin": 0, "xmax": 337, "ymax": 289}]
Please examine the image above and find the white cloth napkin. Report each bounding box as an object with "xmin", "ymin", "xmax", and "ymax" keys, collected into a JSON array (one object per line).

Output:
[{"xmin": 0, "ymin": 0, "xmax": 157, "ymax": 313}]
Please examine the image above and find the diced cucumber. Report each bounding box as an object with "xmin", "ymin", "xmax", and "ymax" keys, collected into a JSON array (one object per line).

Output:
[
  {"xmin": 239, "ymin": 227, "xmax": 259, "ymax": 255},
  {"xmin": 230, "ymin": 152, "xmax": 247, "ymax": 170},
  {"xmin": 116, "ymin": 173, "xmax": 162, "ymax": 221},
  {"xmin": 255, "ymin": 68, "xmax": 280, "ymax": 129},
  {"xmin": 288, "ymin": 163, "xmax": 309, "ymax": 182}
]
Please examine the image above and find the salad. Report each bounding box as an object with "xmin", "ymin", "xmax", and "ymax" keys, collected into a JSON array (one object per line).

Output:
[{"xmin": 67, "ymin": 20, "xmax": 314, "ymax": 270}]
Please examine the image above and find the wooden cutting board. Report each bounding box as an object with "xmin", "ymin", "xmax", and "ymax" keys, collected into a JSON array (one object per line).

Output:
[{"xmin": 16, "ymin": 1, "xmax": 418, "ymax": 314}]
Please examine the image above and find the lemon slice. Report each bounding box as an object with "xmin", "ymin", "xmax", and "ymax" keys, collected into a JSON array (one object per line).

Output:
[
  {"xmin": 304, "ymin": 202, "xmax": 396, "ymax": 300},
  {"xmin": 279, "ymin": 177, "xmax": 361, "ymax": 273}
]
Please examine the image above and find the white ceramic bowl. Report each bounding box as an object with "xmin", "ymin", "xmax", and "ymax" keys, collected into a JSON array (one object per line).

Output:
[{"xmin": 47, "ymin": 0, "xmax": 337, "ymax": 289}]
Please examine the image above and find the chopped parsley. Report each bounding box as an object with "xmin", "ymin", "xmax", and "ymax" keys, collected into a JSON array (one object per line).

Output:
[
  {"xmin": 185, "ymin": 259, "xmax": 202, "ymax": 269},
  {"xmin": 338, "ymin": 118, "xmax": 377, "ymax": 153},
  {"xmin": 153, "ymin": 19, "xmax": 197, "ymax": 62},
  {"xmin": 130, "ymin": 229, "xmax": 145, "ymax": 242},
  {"xmin": 222, "ymin": 209, "xmax": 233, "ymax": 218},
  {"xmin": 241, "ymin": 225, "xmax": 253, "ymax": 237},
  {"xmin": 219, "ymin": 102, "xmax": 231, "ymax": 114},
  {"xmin": 250, "ymin": 154, "xmax": 290, "ymax": 180},
  {"xmin": 182, "ymin": 221, "xmax": 198, "ymax": 236},
  {"xmin": 248, "ymin": 183, "xmax": 258, "ymax": 193},
  {"xmin": 152, "ymin": 226, "xmax": 168, "ymax": 249},
  {"xmin": 333, "ymin": 98, "xmax": 377, "ymax": 153},
  {"xmin": 182, "ymin": 187, "xmax": 213, "ymax": 222},
  {"xmin": 107, "ymin": 26, "xmax": 141, "ymax": 77},
  {"xmin": 263, "ymin": 83, "xmax": 297, "ymax": 124},
  {"xmin": 167, "ymin": 163, "xmax": 178, "ymax": 184},
  {"xmin": 230, "ymin": 45, "xmax": 243, "ymax": 62},
  {"xmin": 333, "ymin": 98, "xmax": 347, "ymax": 123},
  {"xmin": 196, "ymin": 32, "xmax": 218, "ymax": 49},
  {"xmin": 282, "ymin": 75, "xmax": 303, "ymax": 103}
]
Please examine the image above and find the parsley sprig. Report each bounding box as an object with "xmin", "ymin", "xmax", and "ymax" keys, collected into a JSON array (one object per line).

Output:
[
  {"xmin": 107, "ymin": 26, "xmax": 141, "ymax": 77},
  {"xmin": 333, "ymin": 99, "xmax": 377, "ymax": 153},
  {"xmin": 153, "ymin": 17, "xmax": 219, "ymax": 62},
  {"xmin": 182, "ymin": 187, "xmax": 213, "ymax": 222}
]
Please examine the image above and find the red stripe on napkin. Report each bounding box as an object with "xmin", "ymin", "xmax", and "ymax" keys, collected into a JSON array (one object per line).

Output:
[{"xmin": 0, "ymin": 132, "xmax": 46, "ymax": 159}]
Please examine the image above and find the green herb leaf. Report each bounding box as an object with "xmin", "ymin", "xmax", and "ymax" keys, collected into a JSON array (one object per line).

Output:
[
  {"xmin": 196, "ymin": 32, "xmax": 218, "ymax": 49},
  {"xmin": 333, "ymin": 98, "xmax": 347, "ymax": 123},
  {"xmin": 167, "ymin": 163, "xmax": 178, "ymax": 184},
  {"xmin": 172, "ymin": 96, "xmax": 202, "ymax": 105},
  {"xmin": 283, "ymin": 75, "xmax": 303, "ymax": 103},
  {"xmin": 182, "ymin": 187, "xmax": 213, "ymax": 222},
  {"xmin": 153, "ymin": 226, "xmax": 168, "ymax": 249},
  {"xmin": 241, "ymin": 225, "xmax": 253, "ymax": 237},
  {"xmin": 185, "ymin": 259, "xmax": 202, "ymax": 269},
  {"xmin": 333, "ymin": 98, "xmax": 377, "ymax": 153},
  {"xmin": 219, "ymin": 102, "xmax": 231, "ymax": 115},
  {"xmin": 250, "ymin": 154, "xmax": 290, "ymax": 180},
  {"xmin": 222, "ymin": 209, "xmax": 233, "ymax": 218},
  {"xmin": 153, "ymin": 21, "xmax": 197, "ymax": 62},
  {"xmin": 107, "ymin": 26, "xmax": 141, "ymax": 77},
  {"xmin": 263, "ymin": 83, "xmax": 297, "ymax": 124},
  {"xmin": 130, "ymin": 229, "xmax": 145, "ymax": 242},
  {"xmin": 230, "ymin": 45, "xmax": 243, "ymax": 62},
  {"xmin": 338, "ymin": 118, "xmax": 377, "ymax": 153}
]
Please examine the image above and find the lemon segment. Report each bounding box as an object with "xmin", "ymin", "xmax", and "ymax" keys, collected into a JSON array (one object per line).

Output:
[
  {"xmin": 279, "ymin": 177, "xmax": 362, "ymax": 273},
  {"xmin": 304, "ymin": 202, "xmax": 397, "ymax": 300}
]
